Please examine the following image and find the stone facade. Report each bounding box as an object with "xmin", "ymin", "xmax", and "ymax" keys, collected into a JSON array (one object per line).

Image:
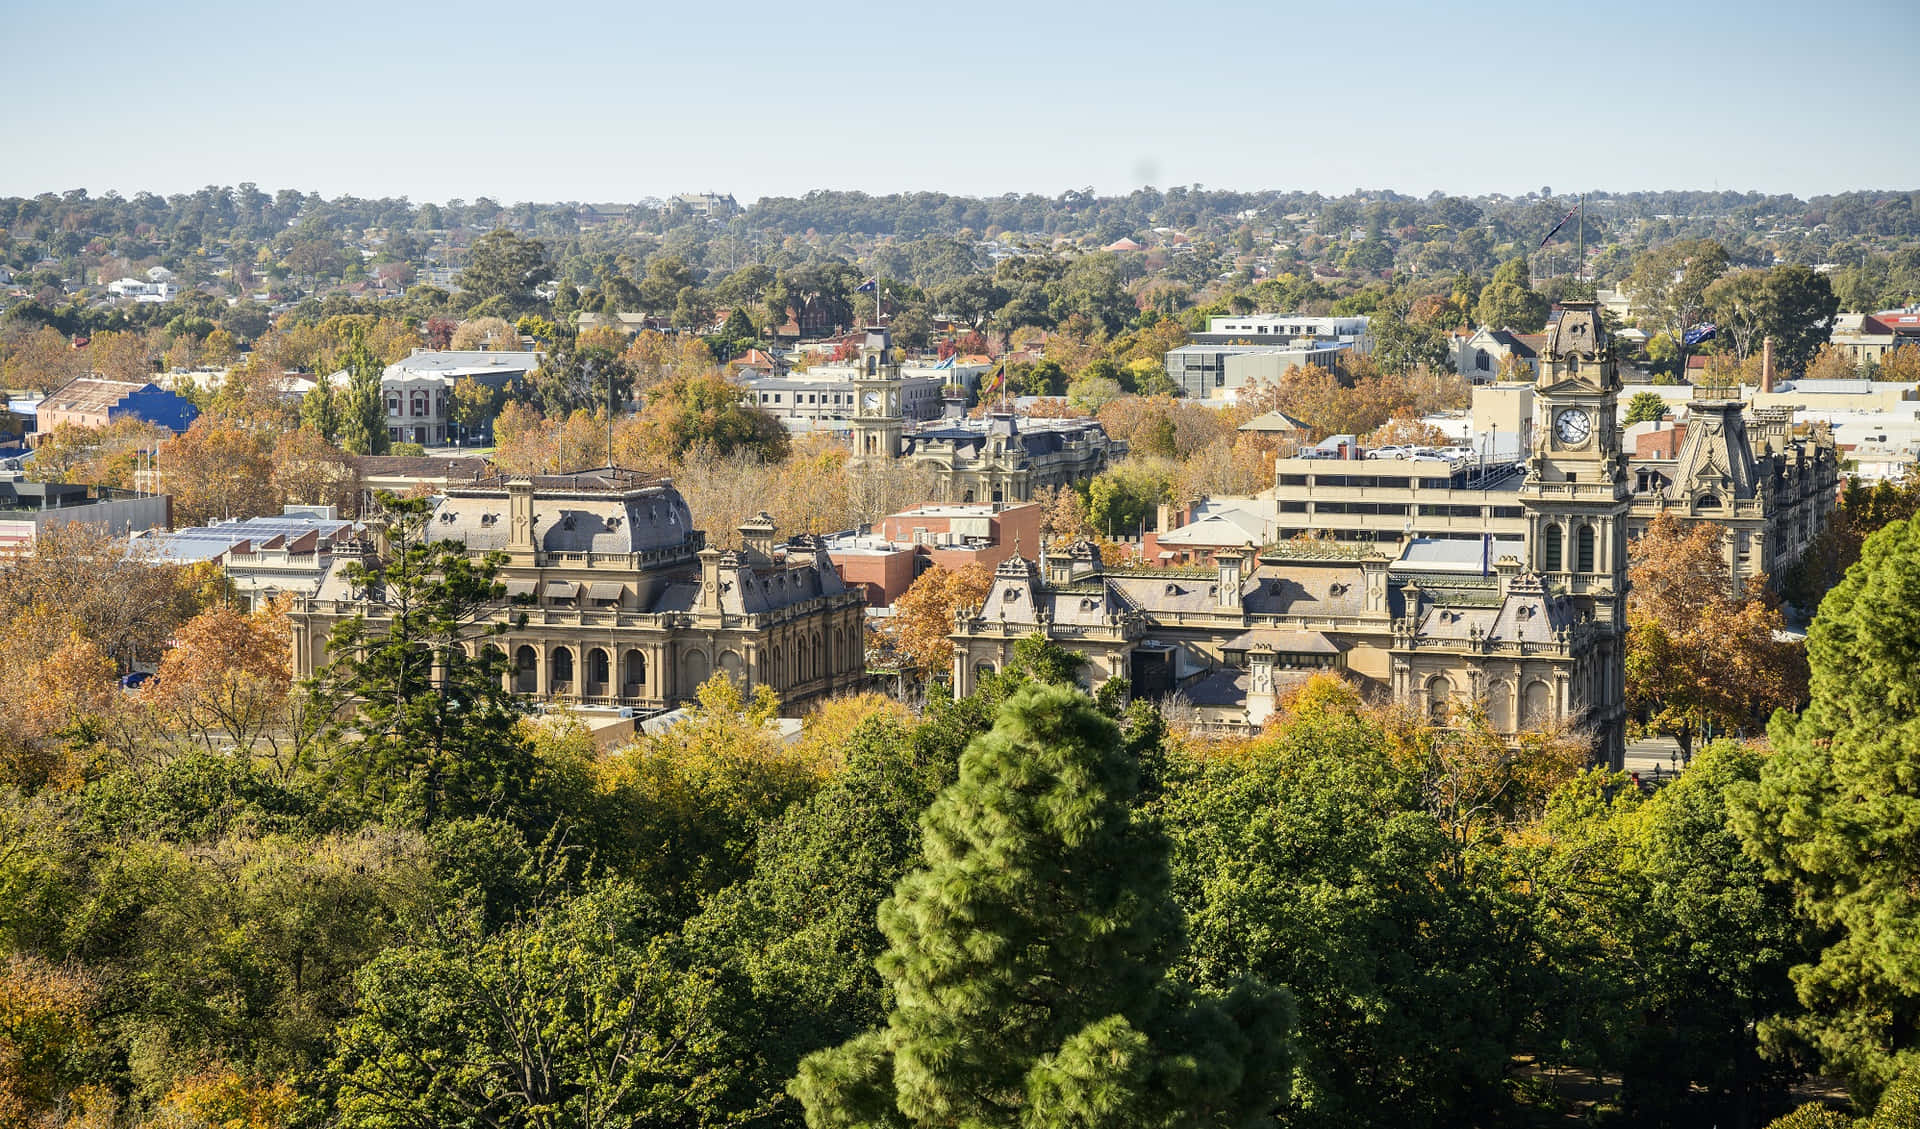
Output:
[
  {"xmin": 846, "ymin": 326, "xmax": 1118, "ymax": 502},
  {"xmin": 951, "ymin": 302, "xmax": 1637, "ymax": 763},
  {"xmin": 287, "ymin": 469, "xmax": 867, "ymax": 713},
  {"xmin": 1626, "ymin": 399, "xmax": 1839, "ymax": 586}
]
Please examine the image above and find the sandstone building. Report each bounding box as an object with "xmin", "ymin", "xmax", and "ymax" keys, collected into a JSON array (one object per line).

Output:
[
  {"xmin": 846, "ymin": 327, "xmax": 1118, "ymax": 503},
  {"xmin": 953, "ymin": 303, "xmax": 1637, "ymax": 762},
  {"xmin": 288, "ymin": 469, "xmax": 867, "ymax": 713}
]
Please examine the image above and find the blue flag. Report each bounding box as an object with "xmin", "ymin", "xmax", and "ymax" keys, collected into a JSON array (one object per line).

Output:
[
  {"xmin": 934, "ymin": 354, "xmax": 955, "ymax": 370},
  {"xmin": 855, "ymin": 278, "xmax": 877, "ymax": 293},
  {"xmin": 1683, "ymin": 323, "xmax": 1718, "ymax": 346}
]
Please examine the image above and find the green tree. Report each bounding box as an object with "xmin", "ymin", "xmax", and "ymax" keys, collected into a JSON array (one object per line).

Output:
[
  {"xmin": 1760, "ymin": 265, "xmax": 1840, "ymax": 376},
  {"xmin": 792, "ymin": 685, "xmax": 1294, "ymax": 1129},
  {"xmin": 1629, "ymin": 239, "xmax": 1729, "ymax": 369},
  {"xmin": 1625, "ymin": 391, "xmax": 1670, "ymax": 425},
  {"xmin": 1158, "ymin": 682, "xmax": 1535, "ymax": 1127},
  {"xmin": 326, "ymin": 881, "xmax": 736, "ymax": 1129},
  {"xmin": 1733, "ymin": 510, "xmax": 1920, "ymax": 1097},
  {"xmin": 1542, "ymin": 744, "xmax": 1810, "ymax": 1127},
  {"xmin": 1705, "ymin": 269, "xmax": 1773, "ymax": 361},
  {"xmin": 931, "ymin": 274, "xmax": 1008, "ymax": 333},
  {"xmin": 308, "ymin": 492, "xmax": 537, "ymax": 829},
  {"xmin": 1473, "ymin": 258, "xmax": 1550, "ymax": 332},
  {"xmin": 299, "ymin": 377, "xmax": 341, "ymax": 442},
  {"xmin": 680, "ymin": 711, "xmax": 941, "ymax": 1124},
  {"xmin": 457, "ymin": 229, "xmax": 552, "ymax": 316},
  {"xmin": 1371, "ymin": 292, "xmax": 1456, "ymax": 373},
  {"xmin": 334, "ymin": 331, "xmax": 389, "ymax": 456}
]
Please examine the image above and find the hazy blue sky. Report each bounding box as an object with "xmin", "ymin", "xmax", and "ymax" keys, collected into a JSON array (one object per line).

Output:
[{"xmin": 6, "ymin": 0, "xmax": 1915, "ymax": 203}]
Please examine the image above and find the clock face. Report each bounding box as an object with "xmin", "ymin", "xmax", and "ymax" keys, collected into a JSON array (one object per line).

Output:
[
  {"xmin": 1555, "ymin": 408, "xmax": 1593, "ymax": 445},
  {"xmin": 863, "ymin": 391, "xmax": 881, "ymax": 412}
]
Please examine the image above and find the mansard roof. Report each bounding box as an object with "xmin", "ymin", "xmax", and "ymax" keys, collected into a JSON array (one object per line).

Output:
[{"xmin": 1665, "ymin": 400, "xmax": 1760, "ymax": 503}]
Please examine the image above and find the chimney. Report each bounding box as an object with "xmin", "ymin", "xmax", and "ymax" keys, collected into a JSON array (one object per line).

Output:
[
  {"xmin": 507, "ymin": 477, "xmax": 536, "ymax": 554},
  {"xmin": 1495, "ymin": 555, "xmax": 1522, "ymax": 600},
  {"xmin": 1760, "ymin": 336, "xmax": 1775, "ymax": 394},
  {"xmin": 1246, "ymin": 644, "xmax": 1278, "ymax": 726},
  {"xmin": 738, "ymin": 511, "xmax": 777, "ymax": 563},
  {"xmin": 697, "ymin": 546, "xmax": 723, "ymax": 611},
  {"xmin": 1217, "ymin": 554, "xmax": 1242, "ymax": 609}
]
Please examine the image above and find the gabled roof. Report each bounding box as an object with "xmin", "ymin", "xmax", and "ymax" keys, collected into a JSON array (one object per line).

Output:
[{"xmin": 42, "ymin": 377, "xmax": 151, "ymax": 414}]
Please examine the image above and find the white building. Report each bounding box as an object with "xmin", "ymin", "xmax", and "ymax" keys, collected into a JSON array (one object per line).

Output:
[
  {"xmin": 107, "ymin": 277, "xmax": 176, "ymax": 303},
  {"xmin": 1193, "ymin": 314, "xmax": 1369, "ymax": 344}
]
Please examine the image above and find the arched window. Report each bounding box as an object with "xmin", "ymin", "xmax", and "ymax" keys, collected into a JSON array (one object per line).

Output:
[
  {"xmin": 1697, "ymin": 492, "xmax": 1722, "ymax": 511},
  {"xmin": 1576, "ymin": 525, "xmax": 1596, "ymax": 573},
  {"xmin": 1425, "ymin": 675, "xmax": 1452, "ymax": 725},
  {"xmin": 1523, "ymin": 681, "xmax": 1553, "ymax": 728},
  {"xmin": 623, "ymin": 649, "xmax": 646, "ymax": 695},
  {"xmin": 514, "ymin": 645, "xmax": 537, "ymax": 693},
  {"xmin": 586, "ymin": 647, "xmax": 610, "ymax": 688},
  {"xmin": 550, "ymin": 647, "xmax": 574, "ymax": 690},
  {"xmin": 1567, "ymin": 353, "xmax": 1580, "ymax": 374},
  {"xmin": 1475, "ymin": 348, "xmax": 1490, "ymax": 372},
  {"xmin": 1488, "ymin": 682, "xmax": 1513, "ymax": 731},
  {"xmin": 1543, "ymin": 524, "xmax": 1563, "ymax": 572}
]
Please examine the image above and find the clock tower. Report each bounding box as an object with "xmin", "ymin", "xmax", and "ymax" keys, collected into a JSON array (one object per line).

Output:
[
  {"xmin": 849, "ymin": 326, "xmax": 904, "ymax": 464},
  {"xmin": 1520, "ymin": 300, "xmax": 1630, "ymax": 759}
]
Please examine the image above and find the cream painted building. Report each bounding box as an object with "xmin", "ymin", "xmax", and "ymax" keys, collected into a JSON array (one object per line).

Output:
[
  {"xmin": 954, "ymin": 303, "xmax": 1637, "ymax": 762},
  {"xmin": 289, "ymin": 469, "xmax": 867, "ymax": 713}
]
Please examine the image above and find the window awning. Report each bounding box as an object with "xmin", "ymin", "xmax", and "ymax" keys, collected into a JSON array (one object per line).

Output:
[
  {"xmin": 587, "ymin": 581, "xmax": 625, "ymax": 600},
  {"xmin": 502, "ymin": 579, "xmax": 536, "ymax": 598},
  {"xmin": 544, "ymin": 580, "xmax": 581, "ymax": 598}
]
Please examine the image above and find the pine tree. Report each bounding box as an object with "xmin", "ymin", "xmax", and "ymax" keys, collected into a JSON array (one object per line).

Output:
[
  {"xmin": 791, "ymin": 684, "xmax": 1293, "ymax": 1129},
  {"xmin": 1734, "ymin": 511, "xmax": 1920, "ymax": 1096},
  {"xmin": 309, "ymin": 493, "xmax": 535, "ymax": 829}
]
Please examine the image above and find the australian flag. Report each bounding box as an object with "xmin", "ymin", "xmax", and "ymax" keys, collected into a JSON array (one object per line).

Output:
[
  {"xmin": 1538, "ymin": 204, "xmax": 1579, "ymax": 248},
  {"xmin": 1683, "ymin": 323, "xmax": 1718, "ymax": 346},
  {"xmin": 856, "ymin": 278, "xmax": 877, "ymax": 293}
]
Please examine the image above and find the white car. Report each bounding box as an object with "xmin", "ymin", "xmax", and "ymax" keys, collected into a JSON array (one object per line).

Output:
[{"xmin": 1366, "ymin": 445, "xmax": 1410, "ymax": 459}]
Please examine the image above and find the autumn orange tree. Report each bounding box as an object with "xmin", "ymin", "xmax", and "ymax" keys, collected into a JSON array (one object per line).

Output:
[
  {"xmin": 881, "ymin": 562, "xmax": 995, "ymax": 678},
  {"xmin": 159, "ymin": 415, "xmax": 277, "ymax": 525},
  {"xmin": 27, "ymin": 417, "xmax": 171, "ymax": 488},
  {"xmin": 149, "ymin": 602, "xmax": 295, "ymax": 756},
  {"xmin": 1625, "ymin": 512, "xmax": 1807, "ymax": 757},
  {"xmin": 270, "ymin": 427, "xmax": 360, "ymax": 515}
]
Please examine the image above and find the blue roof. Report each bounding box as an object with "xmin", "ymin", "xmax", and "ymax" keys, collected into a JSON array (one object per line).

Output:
[{"xmin": 109, "ymin": 386, "xmax": 200, "ymax": 433}]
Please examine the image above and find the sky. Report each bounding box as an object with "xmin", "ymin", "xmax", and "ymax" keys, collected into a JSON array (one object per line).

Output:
[{"xmin": 4, "ymin": 0, "xmax": 1916, "ymax": 205}]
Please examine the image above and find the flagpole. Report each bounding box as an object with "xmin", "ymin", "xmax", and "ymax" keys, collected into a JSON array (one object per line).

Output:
[{"xmin": 1576, "ymin": 193, "xmax": 1585, "ymax": 283}]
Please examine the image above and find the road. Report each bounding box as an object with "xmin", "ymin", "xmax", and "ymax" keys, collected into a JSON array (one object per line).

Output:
[{"xmin": 1623, "ymin": 736, "xmax": 1689, "ymax": 787}]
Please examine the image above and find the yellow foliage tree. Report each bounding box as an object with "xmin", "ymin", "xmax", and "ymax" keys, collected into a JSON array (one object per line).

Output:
[{"xmin": 881, "ymin": 562, "xmax": 995, "ymax": 675}]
